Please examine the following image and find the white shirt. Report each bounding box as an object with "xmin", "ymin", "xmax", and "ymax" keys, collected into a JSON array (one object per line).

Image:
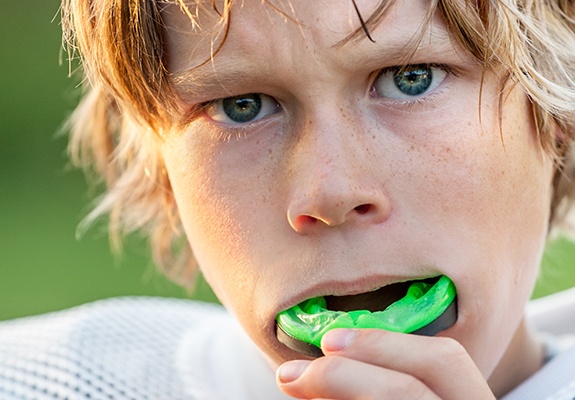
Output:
[
  {"xmin": 501, "ymin": 288, "xmax": 575, "ymax": 400},
  {"xmin": 0, "ymin": 298, "xmax": 290, "ymax": 399},
  {"xmin": 0, "ymin": 290, "xmax": 574, "ymax": 399}
]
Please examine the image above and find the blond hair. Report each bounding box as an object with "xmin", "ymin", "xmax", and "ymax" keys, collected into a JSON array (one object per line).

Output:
[{"xmin": 61, "ymin": 0, "xmax": 575, "ymax": 285}]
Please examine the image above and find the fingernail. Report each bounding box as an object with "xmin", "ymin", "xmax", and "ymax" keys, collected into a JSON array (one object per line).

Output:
[
  {"xmin": 277, "ymin": 360, "xmax": 310, "ymax": 383},
  {"xmin": 322, "ymin": 329, "xmax": 357, "ymax": 352}
]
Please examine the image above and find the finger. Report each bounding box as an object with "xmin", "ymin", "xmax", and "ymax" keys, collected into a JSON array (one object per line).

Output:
[
  {"xmin": 321, "ymin": 329, "xmax": 494, "ymax": 400},
  {"xmin": 276, "ymin": 356, "xmax": 442, "ymax": 400}
]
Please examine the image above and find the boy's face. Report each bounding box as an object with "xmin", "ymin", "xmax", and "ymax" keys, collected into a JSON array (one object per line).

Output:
[{"xmin": 162, "ymin": 0, "xmax": 554, "ymax": 378}]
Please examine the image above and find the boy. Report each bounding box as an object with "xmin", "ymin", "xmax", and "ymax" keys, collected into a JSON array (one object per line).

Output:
[{"xmin": 2, "ymin": 0, "xmax": 575, "ymax": 398}]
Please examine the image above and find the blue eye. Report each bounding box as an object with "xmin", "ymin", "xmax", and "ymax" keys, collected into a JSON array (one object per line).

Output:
[
  {"xmin": 205, "ymin": 93, "xmax": 280, "ymax": 124},
  {"xmin": 373, "ymin": 64, "xmax": 448, "ymax": 99}
]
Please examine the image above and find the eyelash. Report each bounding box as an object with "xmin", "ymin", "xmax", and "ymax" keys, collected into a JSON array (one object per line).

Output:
[
  {"xmin": 186, "ymin": 96, "xmax": 277, "ymax": 126},
  {"xmin": 184, "ymin": 102, "xmax": 268, "ymax": 142},
  {"xmin": 212, "ymin": 126, "xmax": 251, "ymax": 142}
]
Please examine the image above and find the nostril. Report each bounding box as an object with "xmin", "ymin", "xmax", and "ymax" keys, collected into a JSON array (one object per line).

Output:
[
  {"xmin": 296, "ymin": 215, "xmax": 318, "ymax": 225},
  {"xmin": 354, "ymin": 204, "xmax": 372, "ymax": 215}
]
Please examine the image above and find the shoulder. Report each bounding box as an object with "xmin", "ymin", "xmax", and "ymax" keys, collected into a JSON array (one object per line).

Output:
[
  {"xmin": 528, "ymin": 286, "xmax": 575, "ymax": 335},
  {"xmin": 0, "ymin": 297, "xmax": 230, "ymax": 400},
  {"xmin": 0, "ymin": 296, "xmax": 227, "ymax": 329},
  {"xmin": 501, "ymin": 342, "xmax": 575, "ymax": 400},
  {"xmin": 503, "ymin": 288, "xmax": 575, "ymax": 400}
]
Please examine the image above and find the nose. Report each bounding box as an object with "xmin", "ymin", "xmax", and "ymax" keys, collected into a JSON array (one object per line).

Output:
[{"xmin": 286, "ymin": 112, "xmax": 392, "ymax": 234}]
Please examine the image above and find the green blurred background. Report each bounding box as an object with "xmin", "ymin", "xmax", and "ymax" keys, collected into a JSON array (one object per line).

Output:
[
  {"xmin": 0, "ymin": 1, "xmax": 218, "ymax": 321},
  {"xmin": 1, "ymin": 1, "xmax": 575, "ymax": 322}
]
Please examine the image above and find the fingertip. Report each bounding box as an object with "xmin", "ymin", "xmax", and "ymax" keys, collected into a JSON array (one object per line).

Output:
[
  {"xmin": 321, "ymin": 328, "xmax": 357, "ymax": 353},
  {"xmin": 276, "ymin": 360, "xmax": 311, "ymax": 384}
]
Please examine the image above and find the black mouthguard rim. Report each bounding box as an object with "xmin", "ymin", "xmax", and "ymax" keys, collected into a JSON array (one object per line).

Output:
[{"xmin": 276, "ymin": 298, "xmax": 458, "ymax": 358}]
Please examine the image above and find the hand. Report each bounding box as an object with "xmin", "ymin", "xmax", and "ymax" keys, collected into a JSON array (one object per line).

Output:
[{"xmin": 276, "ymin": 329, "xmax": 495, "ymax": 400}]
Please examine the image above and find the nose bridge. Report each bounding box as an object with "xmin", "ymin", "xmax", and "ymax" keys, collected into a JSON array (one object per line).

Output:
[
  {"xmin": 293, "ymin": 104, "xmax": 368, "ymax": 191},
  {"xmin": 287, "ymin": 105, "xmax": 391, "ymax": 232},
  {"xmin": 301, "ymin": 109, "xmax": 360, "ymax": 181}
]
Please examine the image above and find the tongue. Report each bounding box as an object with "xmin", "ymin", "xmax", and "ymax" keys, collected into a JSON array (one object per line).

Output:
[{"xmin": 324, "ymin": 279, "xmax": 435, "ymax": 312}]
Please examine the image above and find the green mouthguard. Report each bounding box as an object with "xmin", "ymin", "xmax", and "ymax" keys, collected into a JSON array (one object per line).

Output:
[{"xmin": 276, "ymin": 275, "xmax": 456, "ymax": 354}]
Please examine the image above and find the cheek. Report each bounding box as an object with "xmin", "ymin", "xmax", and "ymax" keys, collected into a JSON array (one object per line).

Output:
[
  {"xmin": 402, "ymin": 88, "xmax": 552, "ymax": 254},
  {"xmin": 408, "ymin": 97, "xmax": 553, "ymax": 375},
  {"xmin": 162, "ymin": 132, "xmax": 281, "ymax": 313}
]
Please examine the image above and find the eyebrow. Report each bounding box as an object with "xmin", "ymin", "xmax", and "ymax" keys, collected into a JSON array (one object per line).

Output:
[{"xmin": 171, "ymin": 57, "xmax": 260, "ymax": 100}]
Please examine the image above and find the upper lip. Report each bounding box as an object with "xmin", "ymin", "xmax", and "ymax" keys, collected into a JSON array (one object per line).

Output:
[{"xmin": 276, "ymin": 272, "xmax": 441, "ymax": 315}]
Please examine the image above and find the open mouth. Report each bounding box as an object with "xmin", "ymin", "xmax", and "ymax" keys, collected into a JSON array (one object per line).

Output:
[
  {"xmin": 324, "ymin": 276, "xmax": 441, "ymax": 313},
  {"xmin": 276, "ymin": 275, "xmax": 457, "ymax": 357}
]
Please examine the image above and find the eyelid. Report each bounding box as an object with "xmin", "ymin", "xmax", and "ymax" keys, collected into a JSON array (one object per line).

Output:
[
  {"xmin": 371, "ymin": 63, "xmax": 455, "ymax": 101},
  {"xmin": 182, "ymin": 93, "xmax": 281, "ymax": 127},
  {"xmin": 206, "ymin": 94, "xmax": 281, "ymax": 126},
  {"xmin": 376, "ymin": 63, "xmax": 456, "ymax": 79}
]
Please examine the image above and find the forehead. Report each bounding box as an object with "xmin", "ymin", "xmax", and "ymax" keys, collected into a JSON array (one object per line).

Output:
[
  {"xmin": 161, "ymin": 0, "xmax": 453, "ymax": 74},
  {"xmin": 161, "ymin": 0, "xmax": 385, "ymax": 38}
]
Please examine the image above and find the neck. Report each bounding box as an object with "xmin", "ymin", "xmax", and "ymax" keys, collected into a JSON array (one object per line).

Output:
[{"xmin": 488, "ymin": 318, "xmax": 545, "ymax": 398}]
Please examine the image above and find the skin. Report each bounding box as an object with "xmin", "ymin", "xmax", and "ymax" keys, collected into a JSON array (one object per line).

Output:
[{"xmin": 161, "ymin": 0, "xmax": 555, "ymax": 398}]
